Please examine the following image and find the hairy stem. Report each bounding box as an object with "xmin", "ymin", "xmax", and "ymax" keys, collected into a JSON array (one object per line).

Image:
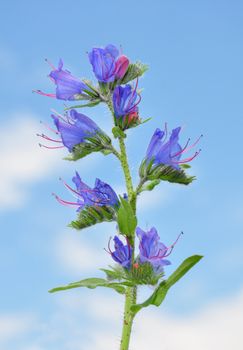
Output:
[
  {"xmin": 120, "ymin": 286, "xmax": 137, "ymax": 350},
  {"xmin": 106, "ymin": 95, "xmax": 137, "ymax": 350}
]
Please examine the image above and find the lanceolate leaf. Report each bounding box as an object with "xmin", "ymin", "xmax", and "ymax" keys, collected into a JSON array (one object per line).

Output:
[
  {"xmin": 65, "ymin": 132, "xmax": 112, "ymax": 161},
  {"xmin": 49, "ymin": 278, "xmax": 127, "ymax": 295},
  {"xmin": 64, "ymin": 99, "xmax": 101, "ymax": 110},
  {"xmin": 117, "ymin": 197, "xmax": 137, "ymax": 237},
  {"xmin": 120, "ymin": 62, "xmax": 148, "ymax": 84},
  {"xmin": 148, "ymin": 163, "xmax": 195, "ymax": 185},
  {"xmin": 69, "ymin": 205, "xmax": 116, "ymax": 230},
  {"xmin": 131, "ymin": 255, "xmax": 203, "ymax": 314}
]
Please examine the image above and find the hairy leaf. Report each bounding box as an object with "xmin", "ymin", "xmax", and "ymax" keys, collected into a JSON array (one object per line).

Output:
[
  {"xmin": 49, "ymin": 277, "xmax": 126, "ymax": 294},
  {"xmin": 146, "ymin": 162, "xmax": 195, "ymax": 185},
  {"xmin": 117, "ymin": 197, "xmax": 137, "ymax": 237},
  {"xmin": 120, "ymin": 62, "xmax": 148, "ymax": 84},
  {"xmin": 69, "ymin": 205, "xmax": 116, "ymax": 230},
  {"xmin": 131, "ymin": 255, "xmax": 203, "ymax": 314}
]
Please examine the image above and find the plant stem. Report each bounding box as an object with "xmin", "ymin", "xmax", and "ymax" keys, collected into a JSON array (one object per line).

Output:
[
  {"xmin": 106, "ymin": 95, "xmax": 137, "ymax": 350},
  {"xmin": 118, "ymin": 137, "xmax": 134, "ymax": 203},
  {"xmin": 120, "ymin": 286, "xmax": 137, "ymax": 350},
  {"xmin": 118, "ymin": 141, "xmax": 136, "ymax": 350}
]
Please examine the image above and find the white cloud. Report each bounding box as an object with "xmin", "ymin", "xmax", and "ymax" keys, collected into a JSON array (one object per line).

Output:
[
  {"xmin": 2, "ymin": 289, "xmax": 243, "ymax": 350},
  {"xmin": 0, "ymin": 313, "xmax": 35, "ymax": 344},
  {"xmin": 0, "ymin": 112, "xmax": 102, "ymax": 210},
  {"xmin": 54, "ymin": 231, "xmax": 112, "ymax": 276},
  {"xmin": 0, "ymin": 113, "xmax": 64, "ymax": 209},
  {"xmin": 87, "ymin": 289, "xmax": 243, "ymax": 350}
]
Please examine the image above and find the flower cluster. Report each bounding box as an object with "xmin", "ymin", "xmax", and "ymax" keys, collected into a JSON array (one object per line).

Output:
[
  {"xmin": 108, "ymin": 227, "xmax": 182, "ymax": 278},
  {"xmin": 36, "ymin": 43, "xmax": 201, "ymax": 289},
  {"xmin": 53, "ymin": 171, "xmax": 119, "ymax": 212},
  {"xmin": 35, "ymin": 44, "xmax": 142, "ymax": 131},
  {"xmin": 38, "ymin": 109, "xmax": 110, "ymax": 154},
  {"xmin": 145, "ymin": 124, "xmax": 202, "ymax": 170}
]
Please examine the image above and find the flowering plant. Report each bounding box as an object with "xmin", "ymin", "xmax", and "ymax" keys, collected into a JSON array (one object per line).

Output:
[{"xmin": 36, "ymin": 44, "xmax": 203, "ymax": 350}]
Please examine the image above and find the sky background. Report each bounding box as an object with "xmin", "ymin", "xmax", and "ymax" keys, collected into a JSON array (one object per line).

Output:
[{"xmin": 0, "ymin": 0, "xmax": 243, "ymax": 349}]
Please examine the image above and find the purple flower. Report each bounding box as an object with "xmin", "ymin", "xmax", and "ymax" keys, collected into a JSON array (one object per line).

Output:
[
  {"xmin": 113, "ymin": 83, "xmax": 141, "ymax": 117},
  {"xmin": 146, "ymin": 124, "xmax": 201, "ymax": 170},
  {"xmin": 38, "ymin": 109, "xmax": 100, "ymax": 152},
  {"xmin": 89, "ymin": 44, "xmax": 129, "ymax": 83},
  {"xmin": 53, "ymin": 172, "xmax": 119, "ymax": 212},
  {"xmin": 35, "ymin": 59, "xmax": 90, "ymax": 101},
  {"xmin": 107, "ymin": 236, "xmax": 132, "ymax": 269},
  {"xmin": 136, "ymin": 227, "xmax": 182, "ymax": 274}
]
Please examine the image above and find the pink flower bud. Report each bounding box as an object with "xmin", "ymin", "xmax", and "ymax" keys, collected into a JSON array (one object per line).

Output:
[{"xmin": 115, "ymin": 55, "xmax": 129, "ymax": 79}]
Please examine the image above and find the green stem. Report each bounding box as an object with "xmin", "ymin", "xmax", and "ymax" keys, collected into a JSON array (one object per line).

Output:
[
  {"xmin": 118, "ymin": 137, "xmax": 134, "ymax": 203},
  {"xmin": 106, "ymin": 95, "xmax": 137, "ymax": 350},
  {"xmin": 120, "ymin": 286, "xmax": 137, "ymax": 350}
]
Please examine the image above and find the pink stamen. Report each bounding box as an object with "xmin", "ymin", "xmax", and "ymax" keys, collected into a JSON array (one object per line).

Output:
[
  {"xmin": 172, "ymin": 138, "xmax": 191, "ymax": 158},
  {"xmin": 45, "ymin": 58, "xmax": 56, "ymax": 70},
  {"xmin": 51, "ymin": 109, "xmax": 68, "ymax": 122},
  {"xmin": 39, "ymin": 143, "xmax": 64, "ymax": 149},
  {"xmin": 126, "ymin": 79, "xmax": 139, "ymax": 111},
  {"xmin": 127, "ymin": 94, "xmax": 141, "ymax": 113},
  {"xmin": 172, "ymin": 150, "xmax": 201, "ymax": 164},
  {"xmin": 184, "ymin": 134, "xmax": 203, "ymax": 152},
  {"xmin": 151, "ymin": 231, "xmax": 184, "ymax": 260},
  {"xmin": 33, "ymin": 90, "xmax": 56, "ymax": 98},
  {"xmin": 37, "ymin": 133, "xmax": 62, "ymax": 143},
  {"xmin": 59, "ymin": 178, "xmax": 83, "ymax": 199},
  {"xmin": 40, "ymin": 120, "xmax": 59, "ymax": 135},
  {"xmin": 52, "ymin": 193, "xmax": 80, "ymax": 207}
]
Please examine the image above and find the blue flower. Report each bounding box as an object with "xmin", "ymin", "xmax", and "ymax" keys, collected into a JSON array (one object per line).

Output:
[
  {"xmin": 108, "ymin": 236, "xmax": 132, "ymax": 269},
  {"xmin": 89, "ymin": 44, "xmax": 129, "ymax": 83},
  {"xmin": 113, "ymin": 84, "xmax": 140, "ymax": 116},
  {"xmin": 35, "ymin": 59, "xmax": 90, "ymax": 101},
  {"xmin": 53, "ymin": 172, "xmax": 119, "ymax": 212},
  {"xmin": 146, "ymin": 125, "xmax": 201, "ymax": 170},
  {"xmin": 136, "ymin": 227, "xmax": 182, "ymax": 274},
  {"xmin": 38, "ymin": 109, "xmax": 100, "ymax": 152}
]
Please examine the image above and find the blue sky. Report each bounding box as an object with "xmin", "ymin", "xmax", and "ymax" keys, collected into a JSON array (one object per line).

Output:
[{"xmin": 0, "ymin": 0, "xmax": 243, "ymax": 349}]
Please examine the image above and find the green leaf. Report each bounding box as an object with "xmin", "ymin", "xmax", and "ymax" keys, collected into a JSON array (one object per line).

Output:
[
  {"xmin": 49, "ymin": 277, "xmax": 126, "ymax": 294},
  {"xmin": 120, "ymin": 62, "xmax": 148, "ymax": 84},
  {"xmin": 148, "ymin": 163, "xmax": 195, "ymax": 185},
  {"xmin": 180, "ymin": 164, "xmax": 191, "ymax": 169},
  {"xmin": 131, "ymin": 255, "xmax": 203, "ymax": 314},
  {"xmin": 69, "ymin": 205, "xmax": 116, "ymax": 230},
  {"xmin": 65, "ymin": 143, "xmax": 103, "ymax": 161},
  {"xmin": 117, "ymin": 197, "xmax": 137, "ymax": 237},
  {"xmin": 143, "ymin": 179, "xmax": 161, "ymax": 191},
  {"xmin": 64, "ymin": 132, "xmax": 112, "ymax": 161},
  {"xmin": 112, "ymin": 126, "xmax": 126, "ymax": 139},
  {"xmin": 100, "ymin": 265, "xmax": 125, "ymax": 281},
  {"xmin": 64, "ymin": 99, "xmax": 101, "ymax": 110}
]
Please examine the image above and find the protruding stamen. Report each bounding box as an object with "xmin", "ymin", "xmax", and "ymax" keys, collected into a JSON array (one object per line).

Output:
[
  {"xmin": 171, "ymin": 138, "xmax": 191, "ymax": 158},
  {"xmin": 184, "ymin": 134, "xmax": 203, "ymax": 152},
  {"xmin": 40, "ymin": 120, "xmax": 59, "ymax": 134},
  {"xmin": 39, "ymin": 143, "xmax": 64, "ymax": 149},
  {"xmin": 51, "ymin": 109, "xmax": 68, "ymax": 122},
  {"xmin": 33, "ymin": 90, "xmax": 56, "ymax": 98},
  {"xmin": 59, "ymin": 177, "xmax": 83, "ymax": 199},
  {"xmin": 173, "ymin": 150, "xmax": 201, "ymax": 164},
  {"xmin": 45, "ymin": 58, "xmax": 56, "ymax": 70},
  {"xmin": 52, "ymin": 193, "xmax": 80, "ymax": 207},
  {"xmin": 151, "ymin": 231, "xmax": 184, "ymax": 260},
  {"xmin": 36, "ymin": 133, "xmax": 62, "ymax": 143},
  {"xmin": 127, "ymin": 93, "xmax": 141, "ymax": 113}
]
